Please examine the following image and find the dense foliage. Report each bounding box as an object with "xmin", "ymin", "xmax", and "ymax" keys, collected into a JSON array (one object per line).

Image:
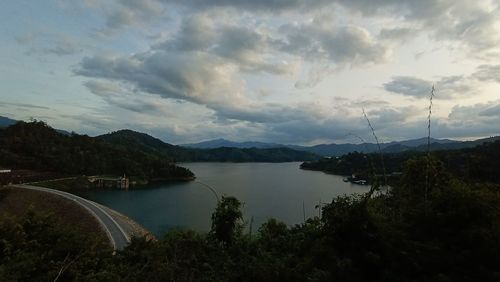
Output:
[
  {"xmin": 0, "ymin": 210, "xmax": 113, "ymax": 281},
  {"xmin": 301, "ymin": 140, "xmax": 500, "ymax": 184},
  {"xmin": 0, "ymin": 121, "xmax": 194, "ymax": 182},
  {"xmin": 1, "ymin": 155, "xmax": 499, "ymax": 281}
]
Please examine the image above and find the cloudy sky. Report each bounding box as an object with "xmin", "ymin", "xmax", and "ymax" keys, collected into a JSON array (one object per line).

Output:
[{"xmin": 1, "ymin": 0, "xmax": 499, "ymax": 145}]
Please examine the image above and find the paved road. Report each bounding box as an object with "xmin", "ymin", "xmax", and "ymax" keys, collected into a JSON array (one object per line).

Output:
[{"xmin": 13, "ymin": 184, "xmax": 131, "ymax": 251}]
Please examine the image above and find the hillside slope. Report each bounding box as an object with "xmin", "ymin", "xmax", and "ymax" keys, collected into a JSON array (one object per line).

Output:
[{"xmin": 0, "ymin": 121, "xmax": 194, "ymax": 182}]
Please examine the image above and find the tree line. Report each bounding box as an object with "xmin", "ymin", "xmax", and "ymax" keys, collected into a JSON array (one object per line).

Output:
[{"xmin": 301, "ymin": 140, "xmax": 500, "ymax": 185}]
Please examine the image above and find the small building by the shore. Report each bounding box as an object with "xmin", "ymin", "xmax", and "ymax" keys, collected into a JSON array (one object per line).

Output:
[
  {"xmin": 0, "ymin": 168, "xmax": 12, "ymax": 186},
  {"xmin": 0, "ymin": 168, "xmax": 11, "ymax": 174},
  {"xmin": 88, "ymin": 175, "xmax": 129, "ymax": 190}
]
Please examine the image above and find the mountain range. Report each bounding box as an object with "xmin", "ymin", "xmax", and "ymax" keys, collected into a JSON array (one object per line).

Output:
[
  {"xmin": 0, "ymin": 116, "xmax": 71, "ymax": 135},
  {"xmin": 0, "ymin": 116, "xmax": 17, "ymax": 128},
  {"xmin": 97, "ymin": 130, "xmax": 319, "ymax": 162},
  {"xmin": 182, "ymin": 136, "xmax": 500, "ymax": 157},
  {"xmin": 3, "ymin": 115, "xmax": 498, "ymax": 158}
]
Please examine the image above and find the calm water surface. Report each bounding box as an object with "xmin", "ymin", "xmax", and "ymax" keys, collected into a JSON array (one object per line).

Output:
[{"xmin": 77, "ymin": 162, "xmax": 369, "ymax": 236}]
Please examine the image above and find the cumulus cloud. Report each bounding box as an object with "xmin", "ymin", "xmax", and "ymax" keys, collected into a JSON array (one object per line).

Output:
[
  {"xmin": 76, "ymin": 51, "xmax": 247, "ymax": 109},
  {"xmin": 279, "ymin": 23, "xmax": 388, "ymax": 66},
  {"xmin": 155, "ymin": 14, "xmax": 298, "ymax": 75},
  {"xmin": 338, "ymin": 0, "xmax": 500, "ymax": 55},
  {"xmin": 162, "ymin": 0, "xmax": 500, "ymax": 54},
  {"xmin": 274, "ymin": 21, "xmax": 389, "ymax": 87},
  {"xmin": 67, "ymin": 0, "xmax": 500, "ymax": 143},
  {"xmin": 418, "ymin": 100, "xmax": 500, "ymax": 138},
  {"xmin": 76, "ymin": 50, "xmax": 301, "ymax": 124},
  {"xmin": 350, "ymin": 100, "xmax": 500, "ymax": 141}
]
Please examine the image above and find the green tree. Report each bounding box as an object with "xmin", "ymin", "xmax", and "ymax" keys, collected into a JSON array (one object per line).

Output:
[{"xmin": 210, "ymin": 196, "xmax": 243, "ymax": 245}]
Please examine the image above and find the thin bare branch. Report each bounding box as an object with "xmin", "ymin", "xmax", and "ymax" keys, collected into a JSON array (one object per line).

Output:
[
  {"xmin": 425, "ymin": 85, "xmax": 435, "ymax": 204},
  {"xmin": 362, "ymin": 109, "xmax": 387, "ymax": 188}
]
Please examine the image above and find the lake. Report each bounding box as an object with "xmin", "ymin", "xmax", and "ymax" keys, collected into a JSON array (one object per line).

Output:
[{"xmin": 77, "ymin": 162, "xmax": 369, "ymax": 236}]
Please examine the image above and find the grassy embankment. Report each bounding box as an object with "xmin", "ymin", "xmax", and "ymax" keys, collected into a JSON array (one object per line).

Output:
[{"xmin": 0, "ymin": 186, "xmax": 107, "ymax": 243}]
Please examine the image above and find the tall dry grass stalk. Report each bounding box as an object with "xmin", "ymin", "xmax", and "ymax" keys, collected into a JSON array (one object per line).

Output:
[
  {"xmin": 347, "ymin": 133, "xmax": 380, "ymax": 198},
  {"xmin": 425, "ymin": 85, "xmax": 435, "ymax": 204},
  {"xmin": 362, "ymin": 109, "xmax": 387, "ymax": 188}
]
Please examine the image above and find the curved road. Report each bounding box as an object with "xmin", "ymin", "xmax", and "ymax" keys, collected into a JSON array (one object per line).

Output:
[{"xmin": 13, "ymin": 184, "xmax": 131, "ymax": 251}]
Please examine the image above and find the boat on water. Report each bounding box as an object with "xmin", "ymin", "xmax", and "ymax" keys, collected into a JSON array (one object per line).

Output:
[
  {"xmin": 353, "ymin": 179, "xmax": 368, "ymax": 185},
  {"xmin": 343, "ymin": 175, "xmax": 369, "ymax": 185}
]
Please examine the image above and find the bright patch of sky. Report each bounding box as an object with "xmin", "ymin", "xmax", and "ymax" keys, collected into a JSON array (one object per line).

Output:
[{"xmin": 1, "ymin": 0, "xmax": 500, "ymax": 145}]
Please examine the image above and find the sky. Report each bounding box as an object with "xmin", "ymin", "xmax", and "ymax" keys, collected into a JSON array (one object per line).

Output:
[{"xmin": 1, "ymin": 0, "xmax": 499, "ymax": 145}]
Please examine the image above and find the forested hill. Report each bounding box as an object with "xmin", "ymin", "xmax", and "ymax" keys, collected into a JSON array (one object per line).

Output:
[
  {"xmin": 301, "ymin": 139, "xmax": 500, "ymax": 184},
  {"xmin": 97, "ymin": 129, "xmax": 189, "ymax": 161},
  {"xmin": 97, "ymin": 129, "xmax": 320, "ymax": 162},
  {"xmin": 0, "ymin": 121, "xmax": 194, "ymax": 181}
]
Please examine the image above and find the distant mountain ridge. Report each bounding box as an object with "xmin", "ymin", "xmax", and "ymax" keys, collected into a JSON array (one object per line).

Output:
[
  {"xmin": 181, "ymin": 138, "xmax": 282, "ymax": 149},
  {"xmin": 0, "ymin": 116, "xmax": 17, "ymax": 128},
  {"xmin": 181, "ymin": 136, "xmax": 500, "ymax": 157},
  {"xmin": 3, "ymin": 115, "xmax": 498, "ymax": 158},
  {"xmin": 98, "ymin": 130, "xmax": 319, "ymax": 162},
  {"xmin": 0, "ymin": 116, "xmax": 71, "ymax": 135}
]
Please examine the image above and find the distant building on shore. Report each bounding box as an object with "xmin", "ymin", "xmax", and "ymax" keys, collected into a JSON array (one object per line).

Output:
[
  {"xmin": 88, "ymin": 175, "xmax": 129, "ymax": 190},
  {"xmin": 0, "ymin": 168, "xmax": 12, "ymax": 186}
]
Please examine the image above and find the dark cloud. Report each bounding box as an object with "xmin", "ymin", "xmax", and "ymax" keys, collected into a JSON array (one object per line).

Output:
[
  {"xmin": 384, "ymin": 75, "xmax": 473, "ymax": 99},
  {"xmin": 472, "ymin": 64, "xmax": 500, "ymax": 83},
  {"xmin": 384, "ymin": 61, "xmax": 500, "ymax": 99},
  {"xmin": 84, "ymin": 80, "xmax": 166, "ymax": 113},
  {"xmin": 105, "ymin": 0, "xmax": 164, "ymax": 30},
  {"xmin": 384, "ymin": 76, "xmax": 432, "ymax": 98},
  {"xmin": 15, "ymin": 32, "xmax": 84, "ymax": 56},
  {"xmin": 0, "ymin": 102, "xmax": 50, "ymax": 110},
  {"xmin": 449, "ymin": 100, "xmax": 500, "ymax": 120},
  {"xmin": 162, "ymin": 0, "xmax": 332, "ymax": 13},
  {"xmin": 379, "ymin": 27, "xmax": 419, "ymax": 42},
  {"xmin": 41, "ymin": 41, "xmax": 83, "ymax": 56},
  {"xmin": 214, "ymin": 25, "xmax": 294, "ymax": 74},
  {"xmin": 158, "ymin": 15, "xmax": 216, "ymax": 51},
  {"xmin": 367, "ymin": 107, "xmax": 420, "ymax": 126}
]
